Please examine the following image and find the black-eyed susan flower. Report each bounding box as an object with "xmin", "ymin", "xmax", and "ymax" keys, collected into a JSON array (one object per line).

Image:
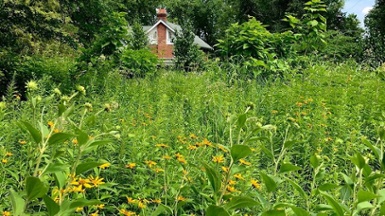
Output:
[
  {"xmin": 251, "ymin": 179, "xmax": 261, "ymax": 190},
  {"xmin": 188, "ymin": 145, "xmax": 198, "ymax": 150},
  {"xmin": 234, "ymin": 173, "xmax": 245, "ymax": 180},
  {"xmin": 155, "ymin": 143, "xmax": 169, "ymax": 148},
  {"xmin": 120, "ymin": 209, "xmax": 137, "ymax": 216},
  {"xmin": 152, "ymin": 198, "xmax": 161, "ymax": 204},
  {"xmin": 221, "ymin": 166, "xmax": 229, "ymax": 173},
  {"xmin": 48, "ymin": 121, "xmax": 54, "ymax": 128},
  {"xmin": 226, "ymin": 185, "xmax": 237, "ymax": 192},
  {"xmin": 177, "ymin": 196, "xmax": 187, "ymax": 201},
  {"xmin": 125, "ymin": 163, "xmax": 136, "ymax": 169},
  {"xmin": 96, "ymin": 204, "xmax": 105, "ymax": 209},
  {"xmin": 145, "ymin": 160, "xmax": 157, "ymax": 168},
  {"xmin": 89, "ymin": 211, "xmax": 98, "ymax": 216},
  {"xmin": 75, "ymin": 207, "xmax": 83, "ymax": 212},
  {"xmin": 212, "ymin": 155, "xmax": 225, "ymax": 163},
  {"xmin": 1, "ymin": 159, "xmax": 7, "ymax": 164},
  {"xmin": 162, "ymin": 155, "xmax": 171, "ymax": 160},
  {"xmin": 99, "ymin": 162, "xmax": 110, "ymax": 169},
  {"xmin": 19, "ymin": 140, "xmax": 27, "ymax": 145},
  {"xmin": 127, "ymin": 197, "xmax": 137, "ymax": 204},
  {"xmin": 239, "ymin": 159, "xmax": 251, "ymax": 166},
  {"xmin": 5, "ymin": 152, "xmax": 12, "ymax": 157},
  {"xmin": 1, "ymin": 211, "xmax": 10, "ymax": 216},
  {"xmin": 88, "ymin": 176, "xmax": 105, "ymax": 187}
]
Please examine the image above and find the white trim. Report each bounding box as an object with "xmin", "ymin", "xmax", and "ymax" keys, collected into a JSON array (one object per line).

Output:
[
  {"xmin": 166, "ymin": 30, "xmax": 174, "ymax": 44},
  {"xmin": 145, "ymin": 20, "xmax": 175, "ymax": 34}
]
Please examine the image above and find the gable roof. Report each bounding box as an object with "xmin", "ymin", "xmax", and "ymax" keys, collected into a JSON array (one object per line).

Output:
[{"xmin": 143, "ymin": 20, "xmax": 213, "ymax": 50}]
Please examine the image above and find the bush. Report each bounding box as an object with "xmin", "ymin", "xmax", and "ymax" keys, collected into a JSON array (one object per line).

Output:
[{"xmin": 120, "ymin": 48, "xmax": 158, "ymax": 78}]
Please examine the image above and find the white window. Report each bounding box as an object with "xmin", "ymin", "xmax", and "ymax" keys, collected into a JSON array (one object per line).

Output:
[
  {"xmin": 167, "ymin": 30, "xmax": 175, "ymax": 44},
  {"xmin": 149, "ymin": 29, "xmax": 158, "ymax": 44}
]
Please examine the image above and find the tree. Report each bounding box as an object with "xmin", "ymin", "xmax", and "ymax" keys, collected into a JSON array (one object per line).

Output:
[{"xmin": 365, "ymin": 0, "xmax": 385, "ymax": 65}]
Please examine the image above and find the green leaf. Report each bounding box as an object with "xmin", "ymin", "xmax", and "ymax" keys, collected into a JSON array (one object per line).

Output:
[
  {"xmin": 62, "ymin": 105, "xmax": 75, "ymax": 118},
  {"xmin": 48, "ymin": 133, "xmax": 73, "ymax": 146},
  {"xmin": 362, "ymin": 138, "xmax": 380, "ymax": 160},
  {"xmin": 10, "ymin": 189, "xmax": 25, "ymax": 216},
  {"xmin": 260, "ymin": 172, "xmax": 278, "ymax": 193},
  {"xmin": 291, "ymin": 206, "xmax": 310, "ymax": 216},
  {"xmin": 151, "ymin": 204, "xmax": 173, "ymax": 216},
  {"xmin": 341, "ymin": 173, "xmax": 354, "ymax": 185},
  {"xmin": 283, "ymin": 140, "xmax": 296, "ymax": 150},
  {"xmin": 53, "ymin": 172, "xmax": 67, "ymax": 189},
  {"xmin": 26, "ymin": 177, "xmax": 48, "ymax": 200},
  {"xmin": 76, "ymin": 162, "xmax": 105, "ymax": 176},
  {"xmin": 76, "ymin": 129, "xmax": 89, "ymax": 146},
  {"xmin": 318, "ymin": 183, "xmax": 339, "ymax": 191},
  {"xmin": 279, "ymin": 163, "xmax": 301, "ymax": 173},
  {"xmin": 284, "ymin": 177, "xmax": 307, "ymax": 199},
  {"xmin": 357, "ymin": 190, "xmax": 378, "ymax": 203},
  {"xmin": 43, "ymin": 163, "xmax": 69, "ymax": 174},
  {"xmin": 310, "ymin": 154, "xmax": 320, "ymax": 169},
  {"xmin": 206, "ymin": 205, "xmax": 230, "ymax": 216},
  {"xmin": 202, "ymin": 163, "xmax": 221, "ymax": 193},
  {"xmin": 88, "ymin": 140, "xmax": 112, "ymax": 148},
  {"xmin": 230, "ymin": 145, "xmax": 252, "ymax": 161},
  {"xmin": 261, "ymin": 210, "xmax": 285, "ymax": 216},
  {"xmin": 43, "ymin": 195, "xmax": 60, "ymax": 216},
  {"xmin": 223, "ymin": 196, "xmax": 259, "ymax": 210},
  {"xmin": 356, "ymin": 201, "xmax": 374, "ymax": 212},
  {"xmin": 237, "ymin": 113, "xmax": 247, "ymax": 129},
  {"xmin": 320, "ymin": 191, "xmax": 346, "ymax": 216},
  {"xmin": 350, "ymin": 152, "xmax": 366, "ymax": 169},
  {"xmin": 20, "ymin": 121, "xmax": 42, "ymax": 144}
]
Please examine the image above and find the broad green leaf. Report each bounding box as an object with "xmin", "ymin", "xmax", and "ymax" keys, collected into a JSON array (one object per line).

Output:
[
  {"xmin": 202, "ymin": 163, "xmax": 221, "ymax": 193},
  {"xmin": 206, "ymin": 205, "xmax": 230, "ymax": 216},
  {"xmin": 260, "ymin": 172, "xmax": 278, "ymax": 193},
  {"xmin": 318, "ymin": 183, "xmax": 339, "ymax": 191},
  {"xmin": 76, "ymin": 162, "xmax": 105, "ymax": 176},
  {"xmin": 362, "ymin": 138, "xmax": 380, "ymax": 160},
  {"xmin": 356, "ymin": 201, "xmax": 374, "ymax": 212},
  {"xmin": 48, "ymin": 133, "xmax": 73, "ymax": 146},
  {"xmin": 357, "ymin": 190, "xmax": 378, "ymax": 203},
  {"xmin": 53, "ymin": 172, "xmax": 67, "ymax": 189},
  {"xmin": 284, "ymin": 177, "xmax": 307, "ymax": 199},
  {"xmin": 26, "ymin": 177, "xmax": 48, "ymax": 200},
  {"xmin": 10, "ymin": 189, "xmax": 25, "ymax": 216},
  {"xmin": 62, "ymin": 105, "xmax": 75, "ymax": 118},
  {"xmin": 261, "ymin": 210, "xmax": 285, "ymax": 216},
  {"xmin": 351, "ymin": 152, "xmax": 366, "ymax": 169},
  {"xmin": 76, "ymin": 129, "xmax": 89, "ymax": 146},
  {"xmin": 151, "ymin": 204, "xmax": 173, "ymax": 216},
  {"xmin": 310, "ymin": 154, "xmax": 320, "ymax": 169},
  {"xmin": 291, "ymin": 206, "xmax": 310, "ymax": 216},
  {"xmin": 279, "ymin": 163, "xmax": 301, "ymax": 173},
  {"xmin": 88, "ymin": 140, "xmax": 112, "ymax": 148},
  {"xmin": 261, "ymin": 145, "xmax": 274, "ymax": 159},
  {"xmin": 20, "ymin": 121, "xmax": 42, "ymax": 144},
  {"xmin": 320, "ymin": 191, "xmax": 346, "ymax": 216},
  {"xmin": 69, "ymin": 198, "xmax": 103, "ymax": 209},
  {"xmin": 43, "ymin": 163, "xmax": 69, "ymax": 174},
  {"xmin": 380, "ymin": 202, "xmax": 385, "ymax": 215},
  {"xmin": 340, "ymin": 184, "xmax": 352, "ymax": 201},
  {"xmin": 230, "ymin": 145, "xmax": 252, "ymax": 161},
  {"xmin": 341, "ymin": 173, "xmax": 354, "ymax": 185},
  {"xmin": 378, "ymin": 189, "xmax": 385, "ymax": 204},
  {"xmin": 43, "ymin": 195, "xmax": 60, "ymax": 216},
  {"xmin": 283, "ymin": 140, "xmax": 296, "ymax": 150},
  {"xmin": 223, "ymin": 196, "xmax": 259, "ymax": 210},
  {"xmin": 237, "ymin": 113, "xmax": 247, "ymax": 129}
]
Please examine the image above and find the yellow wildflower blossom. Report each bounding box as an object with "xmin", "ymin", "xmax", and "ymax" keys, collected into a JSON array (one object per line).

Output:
[
  {"xmin": 234, "ymin": 173, "xmax": 245, "ymax": 180},
  {"xmin": 120, "ymin": 209, "xmax": 137, "ymax": 216},
  {"xmin": 99, "ymin": 162, "xmax": 110, "ymax": 169},
  {"xmin": 19, "ymin": 140, "xmax": 27, "ymax": 145},
  {"xmin": 5, "ymin": 152, "xmax": 12, "ymax": 157},
  {"xmin": 226, "ymin": 186, "xmax": 237, "ymax": 192},
  {"xmin": 188, "ymin": 145, "xmax": 198, "ymax": 150},
  {"xmin": 154, "ymin": 167, "xmax": 164, "ymax": 173},
  {"xmin": 96, "ymin": 204, "xmax": 104, "ymax": 209},
  {"xmin": 162, "ymin": 155, "xmax": 171, "ymax": 160},
  {"xmin": 127, "ymin": 197, "xmax": 137, "ymax": 204},
  {"xmin": 212, "ymin": 155, "xmax": 225, "ymax": 163},
  {"xmin": 48, "ymin": 121, "xmax": 54, "ymax": 128},
  {"xmin": 217, "ymin": 145, "xmax": 228, "ymax": 152},
  {"xmin": 155, "ymin": 143, "xmax": 169, "ymax": 148},
  {"xmin": 2, "ymin": 211, "xmax": 11, "ymax": 216},
  {"xmin": 189, "ymin": 134, "xmax": 198, "ymax": 139},
  {"xmin": 221, "ymin": 166, "xmax": 229, "ymax": 173},
  {"xmin": 137, "ymin": 201, "xmax": 146, "ymax": 209},
  {"xmin": 177, "ymin": 196, "xmax": 187, "ymax": 201},
  {"xmin": 251, "ymin": 179, "xmax": 261, "ymax": 190},
  {"xmin": 89, "ymin": 211, "xmax": 98, "ymax": 216},
  {"xmin": 201, "ymin": 138, "xmax": 213, "ymax": 147},
  {"xmin": 1, "ymin": 159, "xmax": 7, "ymax": 164},
  {"xmin": 145, "ymin": 160, "xmax": 157, "ymax": 168},
  {"xmin": 75, "ymin": 207, "xmax": 83, "ymax": 212},
  {"xmin": 152, "ymin": 198, "xmax": 161, "ymax": 204},
  {"xmin": 72, "ymin": 139, "xmax": 78, "ymax": 145},
  {"xmin": 126, "ymin": 163, "xmax": 136, "ymax": 169},
  {"xmin": 88, "ymin": 176, "xmax": 105, "ymax": 187},
  {"xmin": 228, "ymin": 180, "xmax": 236, "ymax": 185},
  {"xmin": 239, "ymin": 159, "xmax": 251, "ymax": 166}
]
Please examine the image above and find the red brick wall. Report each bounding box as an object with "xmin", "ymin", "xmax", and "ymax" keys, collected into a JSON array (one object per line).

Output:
[{"xmin": 156, "ymin": 23, "xmax": 174, "ymax": 59}]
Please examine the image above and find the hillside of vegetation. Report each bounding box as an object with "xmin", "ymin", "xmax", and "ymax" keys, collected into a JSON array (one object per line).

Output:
[{"xmin": 1, "ymin": 62, "xmax": 385, "ymax": 215}]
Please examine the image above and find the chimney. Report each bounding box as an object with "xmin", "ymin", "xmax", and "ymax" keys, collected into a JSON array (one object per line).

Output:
[{"xmin": 156, "ymin": 8, "xmax": 167, "ymax": 21}]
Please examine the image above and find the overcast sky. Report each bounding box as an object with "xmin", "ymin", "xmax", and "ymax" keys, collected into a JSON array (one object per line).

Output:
[{"xmin": 342, "ymin": 0, "xmax": 375, "ymax": 27}]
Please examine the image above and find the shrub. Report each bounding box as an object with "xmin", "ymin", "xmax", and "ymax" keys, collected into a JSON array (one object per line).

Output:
[{"xmin": 120, "ymin": 48, "xmax": 158, "ymax": 78}]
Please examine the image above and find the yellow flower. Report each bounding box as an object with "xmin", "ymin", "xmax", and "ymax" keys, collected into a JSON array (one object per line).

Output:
[
  {"xmin": 228, "ymin": 180, "xmax": 236, "ymax": 185},
  {"xmin": 2, "ymin": 159, "xmax": 7, "ymax": 164},
  {"xmin": 125, "ymin": 163, "xmax": 136, "ymax": 169},
  {"xmin": 120, "ymin": 209, "xmax": 137, "ymax": 216},
  {"xmin": 251, "ymin": 179, "xmax": 261, "ymax": 190},
  {"xmin": 88, "ymin": 176, "xmax": 105, "ymax": 187},
  {"xmin": 96, "ymin": 204, "xmax": 105, "ymax": 209},
  {"xmin": 75, "ymin": 207, "xmax": 83, "ymax": 212},
  {"xmin": 53, "ymin": 128, "xmax": 60, "ymax": 133},
  {"xmin": 137, "ymin": 201, "xmax": 146, "ymax": 209},
  {"xmin": 217, "ymin": 145, "xmax": 228, "ymax": 152},
  {"xmin": 5, "ymin": 152, "xmax": 12, "ymax": 157},
  {"xmin": 99, "ymin": 162, "xmax": 110, "ymax": 169},
  {"xmin": 188, "ymin": 145, "xmax": 198, "ymax": 150},
  {"xmin": 176, "ymin": 156, "xmax": 187, "ymax": 164},
  {"xmin": 72, "ymin": 139, "xmax": 78, "ymax": 145},
  {"xmin": 221, "ymin": 166, "xmax": 229, "ymax": 173},
  {"xmin": 271, "ymin": 110, "xmax": 278, "ymax": 115},
  {"xmin": 212, "ymin": 155, "xmax": 225, "ymax": 163},
  {"xmin": 201, "ymin": 138, "xmax": 213, "ymax": 147},
  {"xmin": 226, "ymin": 185, "xmax": 237, "ymax": 192},
  {"xmin": 239, "ymin": 159, "xmax": 251, "ymax": 166},
  {"xmin": 155, "ymin": 143, "xmax": 169, "ymax": 148},
  {"xmin": 154, "ymin": 167, "xmax": 164, "ymax": 173},
  {"xmin": 127, "ymin": 197, "xmax": 137, "ymax": 204},
  {"xmin": 162, "ymin": 155, "xmax": 171, "ymax": 160},
  {"xmin": 145, "ymin": 160, "xmax": 157, "ymax": 168},
  {"xmin": 234, "ymin": 173, "xmax": 245, "ymax": 180},
  {"xmin": 19, "ymin": 140, "xmax": 27, "ymax": 145},
  {"xmin": 152, "ymin": 198, "xmax": 161, "ymax": 204},
  {"xmin": 177, "ymin": 196, "xmax": 187, "ymax": 201},
  {"xmin": 189, "ymin": 133, "xmax": 198, "ymax": 139},
  {"xmin": 89, "ymin": 211, "xmax": 98, "ymax": 216},
  {"xmin": 78, "ymin": 177, "xmax": 93, "ymax": 188},
  {"xmin": 2, "ymin": 211, "xmax": 11, "ymax": 216},
  {"xmin": 47, "ymin": 121, "xmax": 54, "ymax": 128},
  {"xmin": 71, "ymin": 185, "xmax": 84, "ymax": 193}
]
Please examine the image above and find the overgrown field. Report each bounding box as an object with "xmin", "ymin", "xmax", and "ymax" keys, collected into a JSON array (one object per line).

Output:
[{"xmin": 1, "ymin": 62, "xmax": 385, "ymax": 215}]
